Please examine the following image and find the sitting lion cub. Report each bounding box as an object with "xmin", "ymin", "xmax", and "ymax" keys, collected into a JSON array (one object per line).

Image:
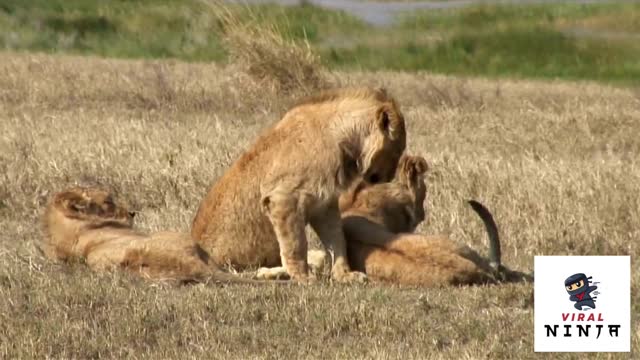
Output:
[
  {"xmin": 41, "ymin": 186, "xmax": 280, "ymax": 284},
  {"xmin": 191, "ymin": 87, "xmax": 406, "ymax": 284},
  {"xmin": 339, "ymin": 155, "xmax": 532, "ymax": 286}
]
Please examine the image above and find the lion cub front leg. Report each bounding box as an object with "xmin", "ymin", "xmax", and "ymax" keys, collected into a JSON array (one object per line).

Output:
[
  {"xmin": 262, "ymin": 192, "xmax": 315, "ymax": 284},
  {"xmin": 310, "ymin": 204, "xmax": 367, "ymax": 283}
]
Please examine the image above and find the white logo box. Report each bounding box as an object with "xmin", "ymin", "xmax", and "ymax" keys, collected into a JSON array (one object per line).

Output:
[{"xmin": 534, "ymin": 256, "xmax": 630, "ymax": 352}]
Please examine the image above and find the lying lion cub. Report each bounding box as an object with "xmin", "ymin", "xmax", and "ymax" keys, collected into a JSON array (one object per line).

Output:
[
  {"xmin": 41, "ymin": 186, "xmax": 282, "ymax": 284},
  {"xmin": 340, "ymin": 155, "xmax": 532, "ymax": 286}
]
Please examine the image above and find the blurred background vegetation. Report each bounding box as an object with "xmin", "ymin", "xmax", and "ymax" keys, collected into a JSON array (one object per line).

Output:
[{"xmin": 1, "ymin": 0, "xmax": 639, "ymax": 84}]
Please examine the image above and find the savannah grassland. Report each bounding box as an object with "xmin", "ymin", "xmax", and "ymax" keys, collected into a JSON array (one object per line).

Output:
[
  {"xmin": 1, "ymin": 2, "xmax": 639, "ymax": 359},
  {"xmin": 2, "ymin": 0, "xmax": 640, "ymax": 82}
]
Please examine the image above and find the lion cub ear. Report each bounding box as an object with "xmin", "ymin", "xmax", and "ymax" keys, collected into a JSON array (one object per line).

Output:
[
  {"xmin": 411, "ymin": 156, "xmax": 429, "ymax": 177},
  {"xmin": 375, "ymin": 104, "xmax": 401, "ymax": 136},
  {"xmin": 400, "ymin": 155, "xmax": 429, "ymax": 185},
  {"xmin": 373, "ymin": 86, "xmax": 389, "ymax": 99},
  {"xmin": 376, "ymin": 107, "xmax": 391, "ymax": 132}
]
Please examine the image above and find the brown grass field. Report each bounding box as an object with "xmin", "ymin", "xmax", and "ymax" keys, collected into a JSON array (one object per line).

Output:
[{"xmin": 0, "ymin": 51, "xmax": 638, "ymax": 358}]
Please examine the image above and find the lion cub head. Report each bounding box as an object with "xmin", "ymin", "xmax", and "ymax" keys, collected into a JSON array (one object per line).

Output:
[
  {"xmin": 325, "ymin": 87, "xmax": 407, "ymax": 187},
  {"xmin": 340, "ymin": 154, "xmax": 429, "ymax": 233},
  {"xmin": 360, "ymin": 89, "xmax": 407, "ymax": 185},
  {"xmin": 42, "ymin": 186, "xmax": 134, "ymax": 261}
]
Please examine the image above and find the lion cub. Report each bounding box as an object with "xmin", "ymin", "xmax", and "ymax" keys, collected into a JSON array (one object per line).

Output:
[
  {"xmin": 191, "ymin": 87, "xmax": 407, "ymax": 284},
  {"xmin": 42, "ymin": 186, "xmax": 277, "ymax": 284},
  {"xmin": 339, "ymin": 155, "xmax": 532, "ymax": 286}
]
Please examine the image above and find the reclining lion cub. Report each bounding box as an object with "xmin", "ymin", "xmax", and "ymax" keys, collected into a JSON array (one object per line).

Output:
[
  {"xmin": 340, "ymin": 155, "xmax": 532, "ymax": 286},
  {"xmin": 41, "ymin": 186, "xmax": 283, "ymax": 284},
  {"xmin": 191, "ymin": 87, "xmax": 406, "ymax": 283}
]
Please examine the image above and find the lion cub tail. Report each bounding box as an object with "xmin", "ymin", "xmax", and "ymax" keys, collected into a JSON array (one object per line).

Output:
[
  {"xmin": 467, "ymin": 200, "xmax": 502, "ymax": 272},
  {"xmin": 467, "ymin": 200, "xmax": 534, "ymax": 283}
]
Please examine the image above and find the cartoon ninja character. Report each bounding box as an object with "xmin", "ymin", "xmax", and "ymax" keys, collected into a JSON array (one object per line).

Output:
[{"xmin": 564, "ymin": 273, "xmax": 598, "ymax": 310}]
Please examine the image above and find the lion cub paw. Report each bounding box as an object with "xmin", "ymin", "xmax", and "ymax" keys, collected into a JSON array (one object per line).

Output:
[
  {"xmin": 255, "ymin": 266, "xmax": 290, "ymax": 280},
  {"xmin": 256, "ymin": 267, "xmax": 317, "ymax": 284},
  {"xmin": 332, "ymin": 270, "xmax": 368, "ymax": 284},
  {"xmin": 307, "ymin": 249, "xmax": 328, "ymax": 274}
]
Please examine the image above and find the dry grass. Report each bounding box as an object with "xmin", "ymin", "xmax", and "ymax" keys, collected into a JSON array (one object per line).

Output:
[
  {"xmin": 0, "ymin": 52, "xmax": 639, "ymax": 358},
  {"xmin": 210, "ymin": 1, "xmax": 329, "ymax": 95}
]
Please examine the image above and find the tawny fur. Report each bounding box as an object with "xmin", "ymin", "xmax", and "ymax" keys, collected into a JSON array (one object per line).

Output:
[
  {"xmin": 42, "ymin": 187, "xmax": 279, "ymax": 284},
  {"xmin": 340, "ymin": 155, "xmax": 531, "ymax": 287},
  {"xmin": 339, "ymin": 154, "xmax": 428, "ymax": 234},
  {"xmin": 191, "ymin": 87, "xmax": 406, "ymax": 283}
]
